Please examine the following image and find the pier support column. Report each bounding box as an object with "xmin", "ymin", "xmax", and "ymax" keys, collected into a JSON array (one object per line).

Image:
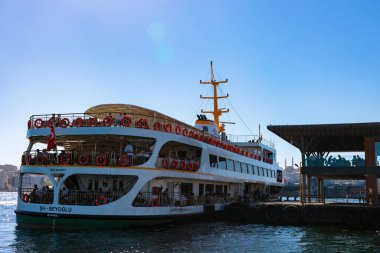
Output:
[
  {"xmin": 307, "ymin": 175, "xmax": 311, "ymax": 203},
  {"xmin": 364, "ymin": 137, "xmax": 377, "ymax": 207},
  {"xmin": 317, "ymin": 179, "xmax": 323, "ymax": 203}
]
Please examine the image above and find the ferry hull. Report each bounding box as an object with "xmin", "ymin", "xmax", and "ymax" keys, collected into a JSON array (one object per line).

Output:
[{"xmin": 15, "ymin": 211, "xmax": 211, "ymax": 229}]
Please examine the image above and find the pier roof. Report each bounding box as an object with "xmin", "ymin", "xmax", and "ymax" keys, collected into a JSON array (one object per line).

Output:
[{"xmin": 267, "ymin": 122, "xmax": 380, "ymax": 153}]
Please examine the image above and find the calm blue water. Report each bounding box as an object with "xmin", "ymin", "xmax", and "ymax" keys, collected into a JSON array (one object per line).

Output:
[{"xmin": 2, "ymin": 192, "xmax": 380, "ymax": 253}]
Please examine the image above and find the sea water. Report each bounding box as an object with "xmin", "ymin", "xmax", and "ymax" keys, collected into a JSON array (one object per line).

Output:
[{"xmin": 1, "ymin": 192, "xmax": 380, "ymax": 253}]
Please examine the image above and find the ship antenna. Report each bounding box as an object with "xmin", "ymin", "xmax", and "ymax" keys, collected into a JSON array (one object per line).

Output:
[{"xmin": 199, "ymin": 61, "xmax": 229, "ymax": 134}]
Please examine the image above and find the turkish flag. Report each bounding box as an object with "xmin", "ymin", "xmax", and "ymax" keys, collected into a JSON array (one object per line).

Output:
[{"xmin": 47, "ymin": 125, "xmax": 56, "ymax": 150}]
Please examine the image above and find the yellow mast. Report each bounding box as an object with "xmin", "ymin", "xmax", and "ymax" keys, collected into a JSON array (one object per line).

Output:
[{"xmin": 200, "ymin": 61, "xmax": 229, "ymax": 134}]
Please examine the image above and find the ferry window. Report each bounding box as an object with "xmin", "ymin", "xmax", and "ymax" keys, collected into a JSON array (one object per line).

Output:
[
  {"xmin": 227, "ymin": 159, "xmax": 234, "ymax": 171},
  {"xmin": 242, "ymin": 163, "xmax": 248, "ymax": 174},
  {"xmin": 88, "ymin": 180, "xmax": 93, "ymax": 190},
  {"xmin": 199, "ymin": 184, "xmax": 204, "ymax": 196},
  {"xmin": 234, "ymin": 161, "xmax": 242, "ymax": 173},
  {"xmin": 218, "ymin": 157, "xmax": 227, "ymax": 170},
  {"xmin": 206, "ymin": 184, "xmax": 214, "ymax": 195},
  {"xmin": 203, "ymin": 126, "xmax": 209, "ymax": 132},
  {"xmin": 216, "ymin": 185, "xmax": 223, "ymax": 194},
  {"xmin": 256, "ymin": 167, "xmax": 261, "ymax": 176},
  {"xmin": 119, "ymin": 180, "xmax": 124, "ymax": 191},
  {"xmin": 261, "ymin": 168, "xmax": 265, "ymax": 176},
  {"xmin": 266, "ymin": 169, "xmax": 269, "ymax": 177},
  {"xmin": 248, "ymin": 164, "xmax": 254, "ymax": 174},
  {"xmin": 94, "ymin": 180, "xmax": 99, "ymax": 190},
  {"xmin": 224, "ymin": 185, "xmax": 228, "ymax": 194},
  {"xmin": 112, "ymin": 179, "xmax": 117, "ymax": 191},
  {"xmin": 209, "ymin": 154, "xmax": 218, "ymax": 168}
]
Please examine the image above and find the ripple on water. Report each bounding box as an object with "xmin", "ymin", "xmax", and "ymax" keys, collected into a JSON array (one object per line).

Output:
[{"xmin": 1, "ymin": 192, "xmax": 380, "ymax": 252}]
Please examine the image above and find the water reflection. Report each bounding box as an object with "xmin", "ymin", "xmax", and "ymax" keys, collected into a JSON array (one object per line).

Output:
[{"xmin": 2, "ymin": 192, "xmax": 380, "ymax": 253}]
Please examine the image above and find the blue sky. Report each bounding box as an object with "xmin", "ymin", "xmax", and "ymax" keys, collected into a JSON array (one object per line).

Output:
[{"xmin": 1, "ymin": 0, "xmax": 380, "ymax": 167}]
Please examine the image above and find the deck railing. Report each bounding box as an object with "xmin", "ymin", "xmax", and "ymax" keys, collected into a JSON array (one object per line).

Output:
[
  {"xmin": 20, "ymin": 187, "xmax": 54, "ymax": 204},
  {"xmin": 133, "ymin": 192, "xmax": 239, "ymax": 207},
  {"xmin": 155, "ymin": 157, "xmax": 200, "ymax": 171},
  {"xmin": 22, "ymin": 150, "xmax": 150, "ymax": 167},
  {"xmin": 26, "ymin": 113, "xmax": 275, "ymax": 164},
  {"xmin": 59, "ymin": 190, "xmax": 126, "ymax": 206}
]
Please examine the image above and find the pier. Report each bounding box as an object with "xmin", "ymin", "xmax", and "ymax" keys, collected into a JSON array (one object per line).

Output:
[{"xmin": 224, "ymin": 123, "xmax": 380, "ymax": 229}]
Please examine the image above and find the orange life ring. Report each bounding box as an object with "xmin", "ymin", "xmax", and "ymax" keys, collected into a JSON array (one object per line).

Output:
[
  {"xmin": 34, "ymin": 118, "xmax": 44, "ymax": 128},
  {"xmin": 88, "ymin": 117, "xmax": 98, "ymax": 127},
  {"xmin": 182, "ymin": 128, "xmax": 188, "ymax": 137},
  {"xmin": 120, "ymin": 116, "xmax": 132, "ymax": 127},
  {"xmin": 165, "ymin": 124, "xmax": 172, "ymax": 133},
  {"xmin": 96, "ymin": 195, "xmax": 108, "ymax": 206},
  {"xmin": 172, "ymin": 159, "xmax": 178, "ymax": 169},
  {"xmin": 180, "ymin": 160, "xmax": 186, "ymax": 170},
  {"xmin": 118, "ymin": 154, "xmax": 129, "ymax": 166},
  {"xmin": 150, "ymin": 198, "xmax": 159, "ymax": 207},
  {"xmin": 96, "ymin": 155, "xmax": 107, "ymax": 166},
  {"xmin": 102, "ymin": 117, "xmax": 113, "ymax": 127},
  {"xmin": 60, "ymin": 118, "xmax": 70, "ymax": 128},
  {"xmin": 74, "ymin": 117, "xmax": 84, "ymax": 127},
  {"xmin": 137, "ymin": 118, "xmax": 148, "ymax": 128},
  {"xmin": 162, "ymin": 159, "xmax": 169, "ymax": 168},
  {"xmin": 175, "ymin": 125, "xmax": 181, "ymax": 134},
  {"xmin": 153, "ymin": 121, "xmax": 161, "ymax": 131},
  {"xmin": 78, "ymin": 154, "xmax": 89, "ymax": 165}
]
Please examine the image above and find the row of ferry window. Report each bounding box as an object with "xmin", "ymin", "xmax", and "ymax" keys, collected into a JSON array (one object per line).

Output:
[{"xmin": 209, "ymin": 154, "xmax": 276, "ymax": 178}]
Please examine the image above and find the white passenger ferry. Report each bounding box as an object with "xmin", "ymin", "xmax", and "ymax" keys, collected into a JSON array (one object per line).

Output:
[{"xmin": 16, "ymin": 63, "xmax": 283, "ymax": 228}]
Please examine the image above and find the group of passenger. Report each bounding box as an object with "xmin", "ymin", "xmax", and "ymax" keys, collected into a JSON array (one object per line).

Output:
[
  {"xmin": 306, "ymin": 155, "xmax": 365, "ymax": 167},
  {"xmin": 105, "ymin": 112, "xmax": 129, "ymax": 127},
  {"xmin": 27, "ymin": 184, "xmax": 54, "ymax": 203}
]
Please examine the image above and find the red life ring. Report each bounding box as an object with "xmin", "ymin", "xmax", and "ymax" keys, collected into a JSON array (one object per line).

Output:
[
  {"xmin": 172, "ymin": 160, "xmax": 178, "ymax": 169},
  {"xmin": 180, "ymin": 160, "xmax": 186, "ymax": 170},
  {"xmin": 193, "ymin": 161, "xmax": 200, "ymax": 171},
  {"xmin": 137, "ymin": 118, "xmax": 148, "ymax": 128},
  {"xmin": 74, "ymin": 117, "xmax": 84, "ymax": 127},
  {"xmin": 95, "ymin": 195, "xmax": 108, "ymax": 206},
  {"xmin": 175, "ymin": 125, "xmax": 181, "ymax": 134},
  {"xmin": 165, "ymin": 124, "xmax": 172, "ymax": 133},
  {"xmin": 60, "ymin": 118, "xmax": 70, "ymax": 128},
  {"xmin": 182, "ymin": 128, "xmax": 188, "ymax": 137},
  {"xmin": 102, "ymin": 117, "xmax": 113, "ymax": 127},
  {"xmin": 186, "ymin": 162, "xmax": 193, "ymax": 171},
  {"xmin": 78, "ymin": 154, "xmax": 89, "ymax": 165},
  {"xmin": 34, "ymin": 118, "xmax": 44, "ymax": 128},
  {"xmin": 150, "ymin": 198, "xmax": 159, "ymax": 207},
  {"xmin": 59, "ymin": 153, "xmax": 71, "ymax": 165},
  {"xmin": 162, "ymin": 159, "xmax": 169, "ymax": 168},
  {"xmin": 88, "ymin": 117, "xmax": 98, "ymax": 127},
  {"xmin": 188, "ymin": 131, "xmax": 194, "ymax": 138},
  {"xmin": 96, "ymin": 155, "xmax": 107, "ymax": 166},
  {"xmin": 153, "ymin": 121, "xmax": 161, "ymax": 131},
  {"xmin": 28, "ymin": 120, "xmax": 32, "ymax": 129},
  {"xmin": 118, "ymin": 154, "xmax": 129, "ymax": 166},
  {"xmin": 120, "ymin": 116, "xmax": 132, "ymax": 127}
]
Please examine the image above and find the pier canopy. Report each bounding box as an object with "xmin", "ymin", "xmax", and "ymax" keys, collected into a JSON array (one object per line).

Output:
[{"xmin": 267, "ymin": 122, "xmax": 380, "ymax": 153}]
